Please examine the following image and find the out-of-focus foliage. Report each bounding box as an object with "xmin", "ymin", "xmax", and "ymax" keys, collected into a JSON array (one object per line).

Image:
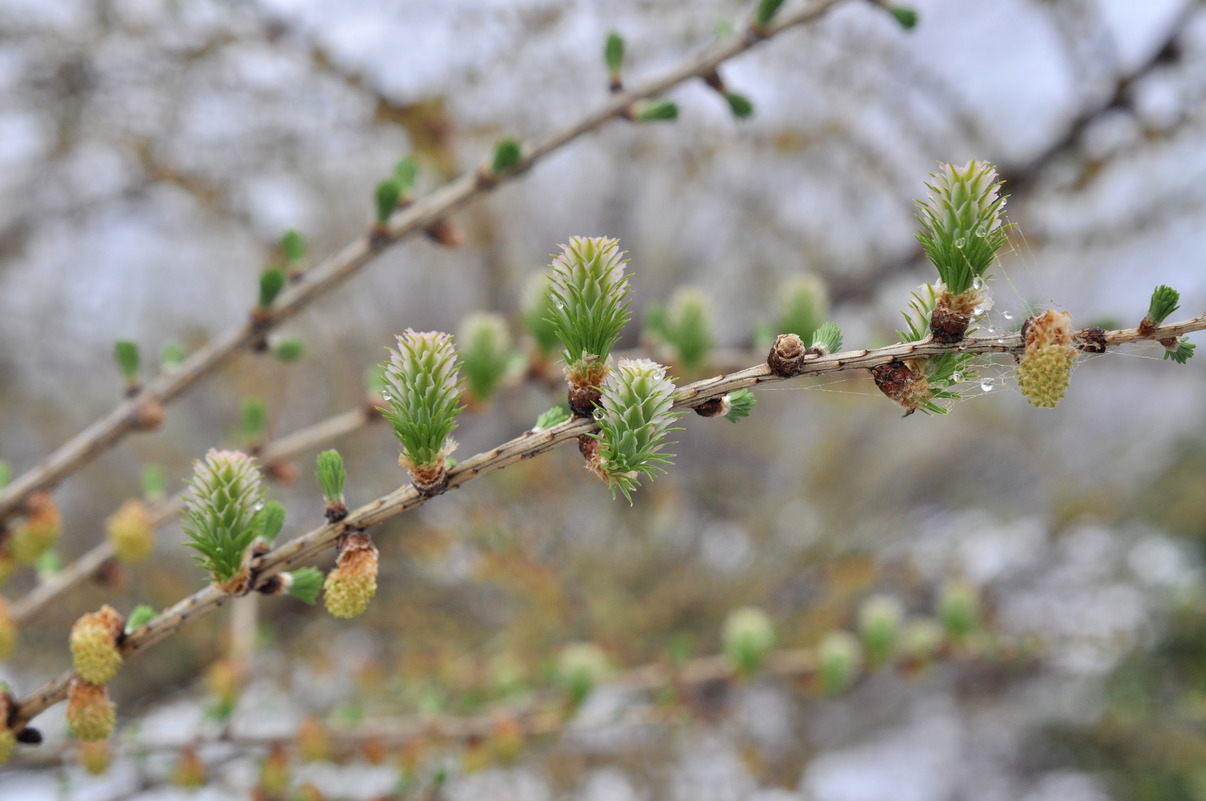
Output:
[{"xmin": 0, "ymin": 0, "xmax": 1204, "ymax": 798}]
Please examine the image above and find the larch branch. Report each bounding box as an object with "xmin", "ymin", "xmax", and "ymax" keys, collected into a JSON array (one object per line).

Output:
[{"xmin": 11, "ymin": 313, "xmax": 1202, "ymax": 728}]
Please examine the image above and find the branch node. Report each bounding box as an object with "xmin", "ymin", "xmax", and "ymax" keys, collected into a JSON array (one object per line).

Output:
[
  {"xmin": 1075, "ymin": 327, "xmax": 1107, "ymax": 353},
  {"xmin": 569, "ymin": 384, "xmax": 603, "ymax": 418},
  {"xmin": 367, "ymin": 227, "xmax": 391, "ymax": 250},
  {"xmin": 767, "ymin": 333, "xmax": 807, "ymax": 377},
  {"xmin": 131, "ymin": 398, "xmax": 166, "ymax": 431},
  {"xmin": 475, "ymin": 165, "xmax": 500, "ymax": 190}
]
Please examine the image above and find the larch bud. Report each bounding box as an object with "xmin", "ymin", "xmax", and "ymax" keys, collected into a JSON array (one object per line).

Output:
[
  {"xmin": 0, "ymin": 551, "xmax": 15, "ymax": 588},
  {"xmin": 915, "ymin": 160, "xmax": 1009, "ymax": 341},
  {"xmin": 70, "ymin": 605, "xmax": 124, "ymax": 685},
  {"xmin": 79, "ymin": 740, "xmax": 112, "ymax": 775},
  {"xmin": 775, "ymin": 275, "xmax": 829, "ymax": 344},
  {"xmin": 557, "ymin": 641, "xmax": 611, "ymax": 709},
  {"xmin": 105, "ymin": 499, "xmax": 155, "ymax": 563},
  {"xmin": 857, "ymin": 594, "xmax": 904, "ymax": 665},
  {"xmin": 458, "ymin": 312, "xmax": 516, "ymax": 408},
  {"xmin": 816, "ymin": 630, "xmax": 864, "ymax": 695},
  {"xmin": 899, "ymin": 618, "xmax": 946, "ymax": 670},
  {"xmin": 723, "ymin": 605, "xmax": 776, "ymax": 676},
  {"xmin": 323, "ymin": 532, "xmax": 379, "ymax": 619},
  {"xmin": 133, "ymin": 398, "xmax": 166, "ymax": 430},
  {"xmin": 1017, "ymin": 310, "xmax": 1076, "ymax": 408},
  {"xmin": 768, "ymin": 333, "xmax": 808, "ymax": 378},
  {"xmin": 297, "ymin": 714, "xmax": 331, "ymax": 763},
  {"xmin": 869, "ymin": 361, "xmax": 935, "ymax": 416},
  {"xmin": 0, "ymin": 596, "xmax": 16, "ymax": 660},
  {"xmin": 546, "ymin": 236, "xmax": 632, "ymax": 415},
  {"xmin": 174, "ymin": 745, "xmax": 206, "ymax": 788},
  {"xmin": 260, "ymin": 743, "xmax": 291, "ymax": 795},
  {"xmin": 10, "ymin": 490, "xmax": 61, "ymax": 564},
  {"xmin": 657, "ymin": 286, "xmax": 714, "ymax": 372},
  {"xmin": 380, "ymin": 329, "xmax": 463, "ymax": 495},
  {"xmin": 587, "ymin": 358, "xmax": 684, "ymax": 503},
  {"xmin": 315, "ymin": 449, "xmax": 348, "ymax": 521},
  {"xmin": 916, "ymin": 160, "xmax": 1007, "ymax": 295},
  {"xmin": 66, "ymin": 680, "xmax": 116, "ymax": 741},
  {"xmin": 205, "ymin": 657, "xmax": 245, "ymax": 719},
  {"xmin": 938, "ymin": 579, "xmax": 981, "ymax": 640},
  {"xmin": 0, "ymin": 695, "xmax": 13, "ymax": 764},
  {"xmin": 181, "ymin": 449, "xmax": 265, "ymax": 593}
]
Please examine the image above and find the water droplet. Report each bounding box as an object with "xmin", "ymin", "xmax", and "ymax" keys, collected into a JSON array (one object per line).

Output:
[
  {"xmin": 986, "ymin": 327, "xmax": 995, "ymax": 334},
  {"xmin": 973, "ymin": 305, "xmax": 983, "ymax": 316},
  {"xmin": 382, "ymin": 393, "xmax": 393, "ymax": 401},
  {"xmin": 954, "ymin": 238, "xmax": 966, "ymax": 249},
  {"xmin": 974, "ymin": 225, "xmax": 987, "ymax": 237},
  {"xmin": 555, "ymin": 301, "xmax": 566, "ymax": 310},
  {"xmin": 996, "ymin": 338, "xmax": 1005, "ymax": 344},
  {"xmin": 951, "ymin": 372, "xmax": 963, "ymax": 383},
  {"xmin": 972, "ymin": 277, "xmax": 983, "ymax": 290},
  {"xmin": 1002, "ymin": 311, "xmax": 1013, "ymax": 320},
  {"xmin": 592, "ymin": 408, "xmax": 605, "ymax": 421},
  {"xmin": 980, "ymin": 379, "xmax": 994, "ymax": 393}
]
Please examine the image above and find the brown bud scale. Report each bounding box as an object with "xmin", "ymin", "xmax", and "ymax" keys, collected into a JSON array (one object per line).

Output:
[
  {"xmin": 215, "ymin": 567, "xmax": 253, "ymax": 596},
  {"xmin": 929, "ymin": 305, "xmax": 971, "ymax": 343},
  {"xmin": 869, "ymin": 361, "xmax": 930, "ymax": 416},
  {"xmin": 133, "ymin": 399, "xmax": 166, "ymax": 430},
  {"xmin": 256, "ymin": 574, "xmax": 284, "ymax": 596},
  {"xmin": 423, "ymin": 219, "xmax": 463, "ymax": 248},
  {"xmin": 368, "ymin": 227, "xmax": 391, "ymax": 250},
  {"xmin": 475, "ymin": 165, "xmax": 500, "ymax": 189},
  {"xmin": 408, "ymin": 463, "xmax": 449, "ymax": 497},
  {"xmin": 578, "ymin": 434, "xmax": 607, "ymax": 482},
  {"xmin": 568, "ymin": 385, "xmax": 603, "ymax": 418},
  {"xmin": 703, "ymin": 70, "xmax": 726, "ymax": 94},
  {"xmin": 767, "ymin": 333, "xmax": 807, "ymax": 377}
]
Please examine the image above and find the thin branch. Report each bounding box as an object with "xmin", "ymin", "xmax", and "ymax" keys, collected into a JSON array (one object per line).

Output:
[
  {"xmin": 11, "ymin": 313, "xmax": 1203, "ymax": 729},
  {"xmin": 13, "ymin": 640, "xmax": 1035, "ymax": 769},
  {"xmin": 257, "ymin": 404, "xmax": 379, "ymax": 465},
  {"xmin": 0, "ymin": 0, "xmax": 850, "ymax": 525}
]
